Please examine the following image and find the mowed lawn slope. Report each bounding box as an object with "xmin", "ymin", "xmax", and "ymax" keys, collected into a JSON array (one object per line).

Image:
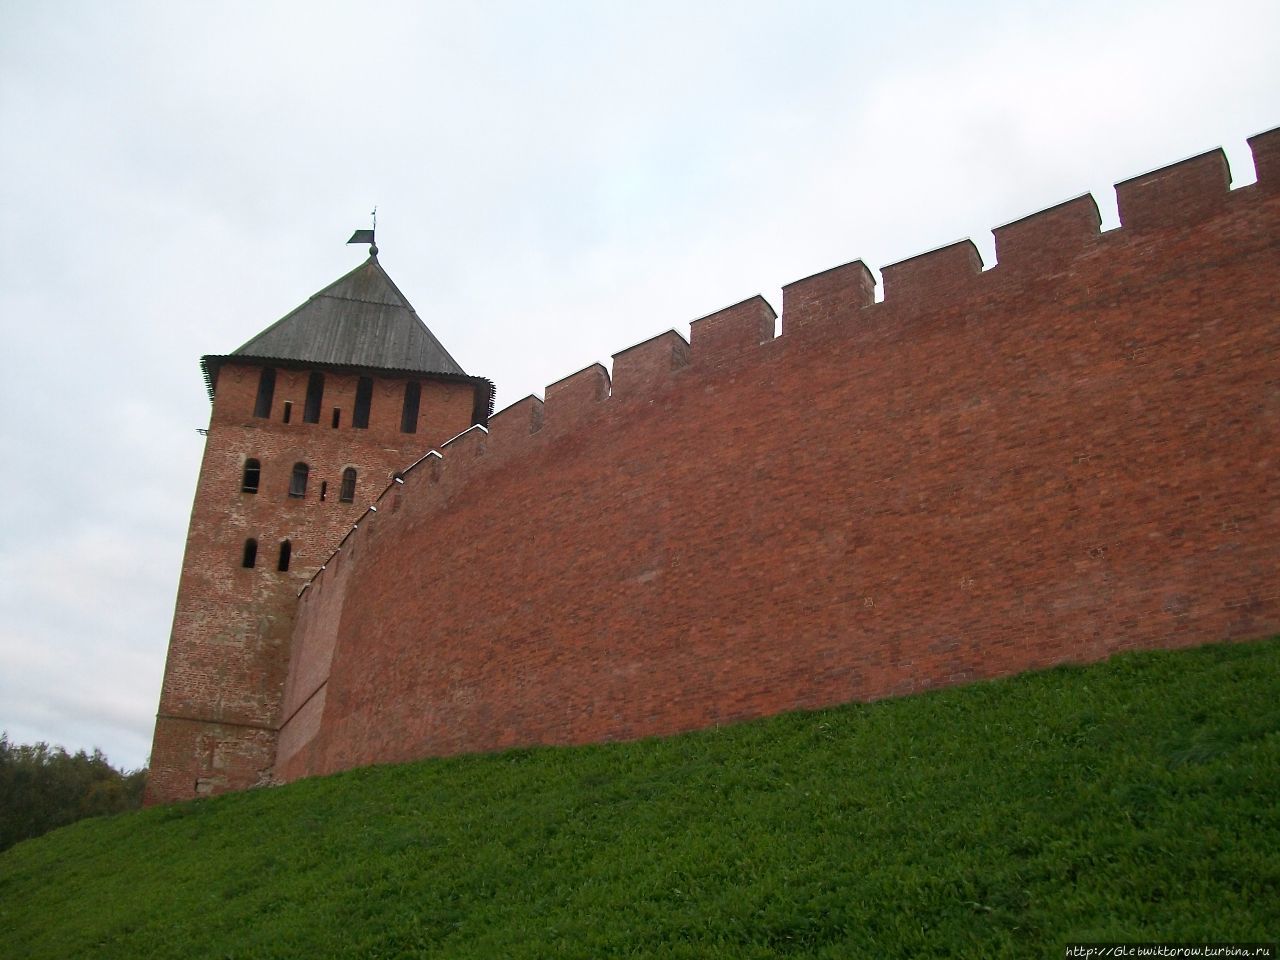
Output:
[{"xmin": 3, "ymin": 638, "xmax": 1277, "ymax": 959}]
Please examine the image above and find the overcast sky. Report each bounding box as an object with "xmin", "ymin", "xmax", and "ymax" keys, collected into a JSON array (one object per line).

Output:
[{"xmin": 1, "ymin": 0, "xmax": 1276, "ymax": 772}]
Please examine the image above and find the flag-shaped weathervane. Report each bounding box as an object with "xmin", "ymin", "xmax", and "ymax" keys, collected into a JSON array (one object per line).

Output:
[{"xmin": 347, "ymin": 206, "xmax": 377, "ymax": 254}]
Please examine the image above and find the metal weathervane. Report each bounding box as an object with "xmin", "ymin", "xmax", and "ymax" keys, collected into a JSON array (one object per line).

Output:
[{"xmin": 347, "ymin": 206, "xmax": 378, "ymax": 255}]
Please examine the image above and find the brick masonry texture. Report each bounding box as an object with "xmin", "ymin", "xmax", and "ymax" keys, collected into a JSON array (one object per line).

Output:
[
  {"xmin": 146, "ymin": 361, "xmax": 483, "ymax": 804},
  {"xmin": 155, "ymin": 131, "xmax": 1280, "ymax": 796}
]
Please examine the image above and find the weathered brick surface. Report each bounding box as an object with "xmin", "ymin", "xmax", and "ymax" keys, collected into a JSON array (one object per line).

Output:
[
  {"xmin": 781, "ymin": 260, "xmax": 875, "ymax": 338},
  {"xmin": 146, "ymin": 361, "xmax": 483, "ymax": 804},
  {"xmin": 276, "ymin": 140, "xmax": 1279, "ymax": 782}
]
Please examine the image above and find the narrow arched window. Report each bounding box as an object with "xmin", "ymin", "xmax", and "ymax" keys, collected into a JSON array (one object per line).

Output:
[
  {"xmin": 241, "ymin": 458, "xmax": 260, "ymax": 494},
  {"xmin": 353, "ymin": 376, "xmax": 373, "ymax": 429},
  {"xmin": 400, "ymin": 381, "xmax": 420, "ymax": 434},
  {"xmin": 253, "ymin": 368, "xmax": 276, "ymax": 419},
  {"xmin": 320, "ymin": 481, "xmax": 328, "ymax": 502},
  {"xmin": 277, "ymin": 540, "xmax": 292, "ymax": 572},
  {"xmin": 289, "ymin": 462, "xmax": 309, "ymax": 498},
  {"xmin": 339, "ymin": 467, "xmax": 357, "ymax": 503},
  {"xmin": 242, "ymin": 538, "xmax": 258, "ymax": 568},
  {"xmin": 303, "ymin": 372, "xmax": 325, "ymax": 424}
]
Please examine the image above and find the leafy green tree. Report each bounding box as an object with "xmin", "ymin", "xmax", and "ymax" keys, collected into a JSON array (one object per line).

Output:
[{"xmin": 0, "ymin": 733, "xmax": 146, "ymax": 851}]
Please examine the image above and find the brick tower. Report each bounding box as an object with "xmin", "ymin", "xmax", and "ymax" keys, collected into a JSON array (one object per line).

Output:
[{"xmin": 146, "ymin": 241, "xmax": 491, "ymax": 804}]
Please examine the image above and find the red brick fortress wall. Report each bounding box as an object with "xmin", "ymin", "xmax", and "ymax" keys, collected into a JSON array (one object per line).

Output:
[{"xmin": 277, "ymin": 132, "xmax": 1280, "ymax": 782}]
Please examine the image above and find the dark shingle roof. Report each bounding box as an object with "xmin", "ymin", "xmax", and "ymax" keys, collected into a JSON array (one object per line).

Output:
[
  {"xmin": 199, "ymin": 255, "xmax": 493, "ymax": 416},
  {"xmin": 229, "ymin": 255, "xmax": 467, "ymax": 375}
]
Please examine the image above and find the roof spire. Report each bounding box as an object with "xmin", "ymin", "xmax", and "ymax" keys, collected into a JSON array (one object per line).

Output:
[{"xmin": 346, "ymin": 206, "xmax": 378, "ymax": 257}]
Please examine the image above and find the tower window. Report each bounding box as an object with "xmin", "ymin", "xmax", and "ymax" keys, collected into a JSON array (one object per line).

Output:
[
  {"xmin": 242, "ymin": 538, "xmax": 258, "ymax": 568},
  {"xmin": 331, "ymin": 407, "xmax": 341, "ymax": 429},
  {"xmin": 241, "ymin": 458, "xmax": 260, "ymax": 494},
  {"xmin": 339, "ymin": 467, "xmax": 357, "ymax": 503},
  {"xmin": 353, "ymin": 376, "xmax": 373, "ymax": 429},
  {"xmin": 277, "ymin": 540, "xmax": 292, "ymax": 572},
  {"xmin": 282, "ymin": 401, "xmax": 293, "ymax": 424},
  {"xmin": 400, "ymin": 381, "xmax": 421, "ymax": 434},
  {"xmin": 303, "ymin": 372, "xmax": 325, "ymax": 424},
  {"xmin": 289, "ymin": 462, "xmax": 309, "ymax": 498},
  {"xmin": 320, "ymin": 481, "xmax": 328, "ymax": 502},
  {"xmin": 253, "ymin": 368, "xmax": 276, "ymax": 419}
]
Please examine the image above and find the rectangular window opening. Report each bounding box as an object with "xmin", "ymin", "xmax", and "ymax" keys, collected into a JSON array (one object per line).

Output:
[
  {"xmin": 253, "ymin": 368, "xmax": 276, "ymax": 419},
  {"xmin": 303, "ymin": 372, "xmax": 324, "ymax": 424},
  {"xmin": 353, "ymin": 376, "xmax": 373, "ymax": 429},
  {"xmin": 400, "ymin": 381, "xmax": 421, "ymax": 434},
  {"xmin": 241, "ymin": 459, "xmax": 260, "ymax": 494},
  {"xmin": 289, "ymin": 463, "xmax": 309, "ymax": 498}
]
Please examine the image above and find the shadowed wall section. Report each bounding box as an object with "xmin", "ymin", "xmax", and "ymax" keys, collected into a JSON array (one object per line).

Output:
[{"xmin": 276, "ymin": 131, "xmax": 1280, "ymax": 782}]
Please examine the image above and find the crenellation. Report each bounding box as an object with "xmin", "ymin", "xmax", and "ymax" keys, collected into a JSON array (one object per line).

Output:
[
  {"xmin": 489, "ymin": 394, "xmax": 546, "ymax": 445},
  {"xmin": 440, "ymin": 423, "xmax": 488, "ymax": 464},
  {"xmin": 611, "ymin": 330, "xmax": 691, "ymax": 401},
  {"xmin": 781, "ymin": 259, "xmax": 874, "ymax": 336},
  {"xmin": 688, "ymin": 295, "xmax": 777, "ymax": 364},
  {"xmin": 880, "ymin": 239, "xmax": 982, "ymax": 311},
  {"xmin": 992, "ymin": 194, "xmax": 1102, "ymax": 274},
  {"xmin": 1114, "ymin": 148, "xmax": 1231, "ymax": 232},
  {"xmin": 426, "ymin": 452, "xmax": 444, "ymax": 485},
  {"xmin": 1247, "ymin": 126, "xmax": 1280, "ymax": 193},
  {"xmin": 544, "ymin": 363, "xmax": 610, "ymax": 429},
  {"xmin": 158, "ymin": 130, "xmax": 1280, "ymax": 803}
]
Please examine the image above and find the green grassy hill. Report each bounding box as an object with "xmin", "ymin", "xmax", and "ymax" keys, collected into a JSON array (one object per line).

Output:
[{"xmin": 3, "ymin": 639, "xmax": 1277, "ymax": 959}]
